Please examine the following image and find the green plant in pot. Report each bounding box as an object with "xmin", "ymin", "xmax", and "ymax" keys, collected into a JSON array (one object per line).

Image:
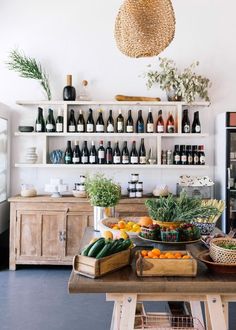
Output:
[{"xmin": 85, "ymin": 174, "xmax": 121, "ymax": 231}]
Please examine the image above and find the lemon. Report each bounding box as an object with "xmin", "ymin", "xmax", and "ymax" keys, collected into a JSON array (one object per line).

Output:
[
  {"xmin": 128, "ymin": 221, "xmax": 135, "ymax": 226},
  {"xmin": 132, "ymin": 224, "xmax": 141, "ymax": 231},
  {"xmin": 103, "ymin": 230, "xmax": 113, "ymax": 240},
  {"xmin": 113, "ymin": 226, "xmax": 119, "ymax": 230},
  {"xmin": 120, "ymin": 231, "xmax": 129, "ymax": 240}
]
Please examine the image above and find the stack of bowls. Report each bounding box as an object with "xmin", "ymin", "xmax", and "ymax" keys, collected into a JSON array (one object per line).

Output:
[{"xmin": 25, "ymin": 147, "xmax": 38, "ymax": 164}]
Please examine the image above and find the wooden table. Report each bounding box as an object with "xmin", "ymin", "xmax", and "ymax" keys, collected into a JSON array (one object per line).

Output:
[{"xmin": 68, "ymin": 228, "xmax": 236, "ymax": 330}]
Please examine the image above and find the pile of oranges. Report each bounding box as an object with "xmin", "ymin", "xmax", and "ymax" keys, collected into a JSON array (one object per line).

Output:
[
  {"xmin": 112, "ymin": 220, "xmax": 141, "ymax": 233},
  {"xmin": 140, "ymin": 248, "xmax": 191, "ymax": 259}
]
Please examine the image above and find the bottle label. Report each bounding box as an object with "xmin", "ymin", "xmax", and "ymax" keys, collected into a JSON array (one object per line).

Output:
[
  {"xmin": 130, "ymin": 156, "xmax": 138, "ymax": 164},
  {"xmin": 106, "ymin": 154, "xmax": 112, "ymax": 162},
  {"xmin": 200, "ymin": 155, "xmax": 205, "ymax": 164},
  {"xmin": 87, "ymin": 124, "xmax": 93, "ymax": 132},
  {"xmin": 167, "ymin": 125, "xmax": 175, "ymax": 133},
  {"xmin": 113, "ymin": 155, "xmax": 121, "ymax": 163},
  {"xmin": 122, "ymin": 155, "xmax": 129, "ymax": 164},
  {"xmin": 96, "ymin": 124, "xmax": 104, "ymax": 132},
  {"xmin": 98, "ymin": 150, "xmax": 105, "ymax": 159},
  {"xmin": 107, "ymin": 124, "xmax": 114, "ymax": 132},
  {"xmin": 69, "ymin": 125, "xmax": 76, "ymax": 132},
  {"xmin": 77, "ymin": 124, "xmax": 84, "ymax": 132},
  {"xmin": 89, "ymin": 155, "xmax": 96, "ymax": 163},
  {"xmin": 139, "ymin": 156, "xmax": 146, "ymax": 164},
  {"xmin": 126, "ymin": 125, "xmax": 133, "ymax": 133},
  {"xmin": 56, "ymin": 123, "xmax": 63, "ymax": 132},
  {"xmin": 46, "ymin": 124, "xmax": 53, "ymax": 130},
  {"xmin": 81, "ymin": 156, "xmax": 88, "ymax": 163},
  {"xmin": 36, "ymin": 123, "xmax": 42, "ymax": 132},
  {"xmin": 174, "ymin": 155, "xmax": 180, "ymax": 162},
  {"xmin": 117, "ymin": 122, "xmax": 123, "ymax": 132},
  {"xmin": 195, "ymin": 125, "xmax": 201, "ymax": 133},
  {"xmin": 147, "ymin": 123, "xmax": 154, "ymax": 133},
  {"xmin": 137, "ymin": 124, "xmax": 144, "ymax": 132},
  {"xmin": 181, "ymin": 155, "xmax": 187, "ymax": 162},
  {"xmin": 157, "ymin": 125, "xmax": 164, "ymax": 133},
  {"xmin": 194, "ymin": 155, "xmax": 199, "ymax": 164},
  {"xmin": 72, "ymin": 157, "xmax": 80, "ymax": 163},
  {"xmin": 65, "ymin": 155, "xmax": 71, "ymax": 162},
  {"xmin": 188, "ymin": 155, "xmax": 193, "ymax": 164},
  {"xmin": 184, "ymin": 125, "xmax": 190, "ymax": 133}
]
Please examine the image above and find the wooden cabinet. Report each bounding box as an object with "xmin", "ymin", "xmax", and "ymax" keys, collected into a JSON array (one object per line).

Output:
[{"xmin": 9, "ymin": 195, "xmax": 147, "ymax": 270}]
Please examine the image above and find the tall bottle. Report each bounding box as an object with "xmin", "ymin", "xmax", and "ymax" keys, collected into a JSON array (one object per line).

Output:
[
  {"xmin": 192, "ymin": 111, "xmax": 201, "ymax": 133},
  {"xmin": 126, "ymin": 110, "xmax": 134, "ymax": 133},
  {"xmin": 46, "ymin": 108, "xmax": 56, "ymax": 132},
  {"xmin": 192, "ymin": 145, "xmax": 199, "ymax": 165},
  {"xmin": 130, "ymin": 141, "xmax": 138, "ymax": 164},
  {"xmin": 81, "ymin": 141, "xmax": 89, "ymax": 164},
  {"xmin": 105, "ymin": 141, "xmax": 113, "ymax": 164},
  {"xmin": 180, "ymin": 145, "xmax": 187, "ymax": 165},
  {"xmin": 186, "ymin": 145, "xmax": 193, "ymax": 165},
  {"xmin": 35, "ymin": 107, "xmax": 45, "ymax": 132},
  {"xmin": 64, "ymin": 141, "xmax": 73, "ymax": 164},
  {"xmin": 136, "ymin": 110, "xmax": 144, "ymax": 133},
  {"xmin": 97, "ymin": 140, "xmax": 106, "ymax": 164},
  {"xmin": 121, "ymin": 141, "xmax": 129, "ymax": 164},
  {"xmin": 77, "ymin": 109, "xmax": 85, "ymax": 133},
  {"xmin": 89, "ymin": 141, "xmax": 97, "ymax": 164},
  {"xmin": 68, "ymin": 109, "xmax": 76, "ymax": 132},
  {"xmin": 106, "ymin": 110, "xmax": 114, "ymax": 133},
  {"xmin": 139, "ymin": 138, "xmax": 146, "ymax": 164},
  {"xmin": 56, "ymin": 109, "xmax": 64, "ymax": 133},
  {"xmin": 63, "ymin": 74, "xmax": 76, "ymax": 101},
  {"xmin": 86, "ymin": 108, "xmax": 95, "ymax": 133},
  {"xmin": 72, "ymin": 141, "xmax": 81, "ymax": 164},
  {"xmin": 96, "ymin": 109, "xmax": 105, "ymax": 133},
  {"xmin": 166, "ymin": 112, "xmax": 175, "ymax": 133},
  {"xmin": 182, "ymin": 109, "xmax": 190, "ymax": 133},
  {"xmin": 198, "ymin": 145, "xmax": 205, "ymax": 165},
  {"xmin": 113, "ymin": 142, "xmax": 121, "ymax": 164},
  {"xmin": 173, "ymin": 145, "xmax": 181, "ymax": 165},
  {"xmin": 146, "ymin": 108, "xmax": 154, "ymax": 133},
  {"xmin": 156, "ymin": 110, "xmax": 164, "ymax": 133},
  {"xmin": 116, "ymin": 110, "xmax": 124, "ymax": 133}
]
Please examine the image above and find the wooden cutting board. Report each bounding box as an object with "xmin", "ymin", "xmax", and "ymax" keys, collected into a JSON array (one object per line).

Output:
[{"xmin": 115, "ymin": 94, "xmax": 161, "ymax": 102}]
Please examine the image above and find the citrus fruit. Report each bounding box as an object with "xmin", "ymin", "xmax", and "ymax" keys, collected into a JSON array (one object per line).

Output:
[
  {"xmin": 102, "ymin": 230, "xmax": 113, "ymax": 240},
  {"xmin": 152, "ymin": 248, "xmax": 161, "ymax": 256},
  {"xmin": 139, "ymin": 216, "xmax": 153, "ymax": 227}
]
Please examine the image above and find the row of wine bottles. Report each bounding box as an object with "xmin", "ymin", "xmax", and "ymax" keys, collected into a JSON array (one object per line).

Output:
[
  {"xmin": 170, "ymin": 145, "xmax": 206, "ymax": 165},
  {"xmin": 35, "ymin": 107, "xmax": 201, "ymax": 134},
  {"xmin": 63, "ymin": 139, "xmax": 147, "ymax": 165}
]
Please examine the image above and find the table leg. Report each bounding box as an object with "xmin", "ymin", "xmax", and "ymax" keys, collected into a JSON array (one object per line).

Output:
[
  {"xmin": 190, "ymin": 301, "xmax": 204, "ymax": 328},
  {"xmin": 206, "ymin": 295, "xmax": 227, "ymax": 330},
  {"xmin": 110, "ymin": 301, "xmax": 122, "ymax": 330},
  {"xmin": 119, "ymin": 294, "xmax": 137, "ymax": 330}
]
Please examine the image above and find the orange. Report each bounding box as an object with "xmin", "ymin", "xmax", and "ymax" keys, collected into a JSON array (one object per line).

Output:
[
  {"xmin": 147, "ymin": 251, "xmax": 154, "ymax": 258},
  {"xmin": 118, "ymin": 220, "xmax": 126, "ymax": 229},
  {"xmin": 102, "ymin": 231, "xmax": 113, "ymax": 240},
  {"xmin": 144, "ymin": 256, "xmax": 149, "ymax": 258},
  {"xmin": 152, "ymin": 248, "xmax": 161, "ymax": 256},
  {"xmin": 182, "ymin": 255, "xmax": 191, "ymax": 259},
  {"xmin": 167, "ymin": 254, "xmax": 175, "ymax": 259},
  {"xmin": 141, "ymin": 250, "xmax": 148, "ymax": 257},
  {"xmin": 139, "ymin": 216, "xmax": 153, "ymax": 227},
  {"xmin": 159, "ymin": 254, "xmax": 166, "ymax": 259},
  {"xmin": 152, "ymin": 256, "xmax": 159, "ymax": 259},
  {"xmin": 174, "ymin": 253, "xmax": 182, "ymax": 258}
]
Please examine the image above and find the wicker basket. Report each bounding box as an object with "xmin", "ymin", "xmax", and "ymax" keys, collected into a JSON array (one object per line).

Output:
[
  {"xmin": 210, "ymin": 238, "xmax": 236, "ymax": 264},
  {"xmin": 115, "ymin": 0, "xmax": 175, "ymax": 58}
]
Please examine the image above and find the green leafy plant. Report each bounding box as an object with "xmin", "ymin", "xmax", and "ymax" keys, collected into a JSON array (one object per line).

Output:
[
  {"xmin": 6, "ymin": 48, "xmax": 51, "ymax": 100},
  {"xmin": 144, "ymin": 57, "xmax": 211, "ymax": 103},
  {"xmin": 85, "ymin": 174, "xmax": 121, "ymax": 207},
  {"xmin": 145, "ymin": 193, "xmax": 219, "ymax": 222}
]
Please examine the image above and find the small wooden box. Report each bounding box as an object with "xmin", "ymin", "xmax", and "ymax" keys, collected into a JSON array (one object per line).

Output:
[
  {"xmin": 73, "ymin": 249, "xmax": 132, "ymax": 278},
  {"xmin": 136, "ymin": 251, "xmax": 197, "ymax": 277}
]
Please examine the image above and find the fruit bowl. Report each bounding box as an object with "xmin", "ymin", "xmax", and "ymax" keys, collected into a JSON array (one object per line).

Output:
[{"xmin": 99, "ymin": 217, "xmax": 141, "ymax": 238}]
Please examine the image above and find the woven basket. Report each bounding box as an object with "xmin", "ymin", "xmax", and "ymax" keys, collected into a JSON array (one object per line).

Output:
[
  {"xmin": 115, "ymin": 0, "xmax": 176, "ymax": 58},
  {"xmin": 210, "ymin": 238, "xmax": 236, "ymax": 264}
]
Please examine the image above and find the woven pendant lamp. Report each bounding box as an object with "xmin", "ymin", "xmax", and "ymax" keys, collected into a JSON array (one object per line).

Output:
[{"xmin": 115, "ymin": 0, "xmax": 176, "ymax": 58}]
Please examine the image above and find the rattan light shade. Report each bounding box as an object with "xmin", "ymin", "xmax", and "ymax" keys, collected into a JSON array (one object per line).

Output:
[{"xmin": 115, "ymin": 0, "xmax": 176, "ymax": 58}]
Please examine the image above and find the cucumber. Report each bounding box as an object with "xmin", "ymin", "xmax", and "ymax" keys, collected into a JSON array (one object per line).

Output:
[
  {"xmin": 95, "ymin": 242, "xmax": 113, "ymax": 259},
  {"xmin": 81, "ymin": 238, "xmax": 103, "ymax": 256},
  {"xmin": 87, "ymin": 238, "xmax": 105, "ymax": 257},
  {"xmin": 108, "ymin": 240, "xmax": 120, "ymax": 254}
]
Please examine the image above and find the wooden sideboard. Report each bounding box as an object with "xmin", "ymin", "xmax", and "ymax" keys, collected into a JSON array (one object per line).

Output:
[{"xmin": 8, "ymin": 195, "xmax": 148, "ymax": 270}]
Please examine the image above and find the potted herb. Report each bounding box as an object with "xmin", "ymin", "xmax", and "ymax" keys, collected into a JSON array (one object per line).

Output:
[
  {"xmin": 144, "ymin": 57, "xmax": 211, "ymax": 103},
  {"xmin": 85, "ymin": 174, "xmax": 121, "ymax": 231}
]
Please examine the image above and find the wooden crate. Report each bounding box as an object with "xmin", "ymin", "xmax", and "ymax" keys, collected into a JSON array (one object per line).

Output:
[
  {"xmin": 73, "ymin": 249, "xmax": 132, "ymax": 278},
  {"xmin": 136, "ymin": 251, "xmax": 197, "ymax": 277}
]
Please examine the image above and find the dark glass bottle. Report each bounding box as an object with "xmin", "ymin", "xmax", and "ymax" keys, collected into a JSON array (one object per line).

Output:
[
  {"xmin": 35, "ymin": 107, "xmax": 45, "ymax": 132},
  {"xmin": 130, "ymin": 141, "xmax": 138, "ymax": 164},
  {"xmin": 198, "ymin": 145, "xmax": 205, "ymax": 165},
  {"xmin": 186, "ymin": 145, "xmax": 193, "ymax": 165},
  {"xmin": 156, "ymin": 110, "xmax": 164, "ymax": 133},
  {"xmin": 77, "ymin": 109, "xmax": 85, "ymax": 133},
  {"xmin": 180, "ymin": 145, "xmax": 187, "ymax": 165},
  {"xmin": 136, "ymin": 110, "xmax": 144, "ymax": 133},
  {"xmin": 56, "ymin": 109, "xmax": 64, "ymax": 133},
  {"xmin": 192, "ymin": 111, "xmax": 201, "ymax": 133},
  {"xmin": 72, "ymin": 141, "xmax": 81, "ymax": 164},
  {"xmin": 122, "ymin": 141, "xmax": 129, "ymax": 164},
  {"xmin": 126, "ymin": 110, "xmax": 134, "ymax": 133},
  {"xmin": 192, "ymin": 145, "xmax": 199, "ymax": 165},
  {"xmin": 96, "ymin": 110, "xmax": 105, "ymax": 133},
  {"xmin": 81, "ymin": 141, "xmax": 89, "ymax": 164},
  {"xmin": 106, "ymin": 110, "xmax": 114, "ymax": 133},
  {"xmin": 89, "ymin": 141, "xmax": 97, "ymax": 164},
  {"xmin": 46, "ymin": 108, "xmax": 56, "ymax": 132},
  {"xmin": 173, "ymin": 145, "xmax": 181, "ymax": 165},
  {"xmin": 116, "ymin": 110, "xmax": 124, "ymax": 133},
  {"xmin": 63, "ymin": 75, "xmax": 76, "ymax": 101},
  {"xmin": 105, "ymin": 141, "xmax": 113, "ymax": 164},
  {"xmin": 64, "ymin": 141, "xmax": 73, "ymax": 164},
  {"xmin": 68, "ymin": 109, "xmax": 76, "ymax": 132},
  {"xmin": 139, "ymin": 138, "xmax": 146, "ymax": 164},
  {"xmin": 86, "ymin": 108, "xmax": 95, "ymax": 133},
  {"xmin": 113, "ymin": 142, "xmax": 121, "ymax": 164},
  {"xmin": 97, "ymin": 140, "xmax": 106, "ymax": 164},
  {"xmin": 182, "ymin": 109, "xmax": 190, "ymax": 133},
  {"xmin": 146, "ymin": 108, "xmax": 154, "ymax": 133},
  {"xmin": 166, "ymin": 112, "xmax": 175, "ymax": 133}
]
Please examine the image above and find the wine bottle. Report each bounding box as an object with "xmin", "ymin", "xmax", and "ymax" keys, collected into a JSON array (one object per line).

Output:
[
  {"xmin": 156, "ymin": 110, "xmax": 164, "ymax": 133},
  {"xmin": 139, "ymin": 138, "xmax": 146, "ymax": 164},
  {"xmin": 35, "ymin": 107, "xmax": 45, "ymax": 132},
  {"xmin": 64, "ymin": 141, "xmax": 73, "ymax": 164},
  {"xmin": 46, "ymin": 108, "xmax": 56, "ymax": 132},
  {"xmin": 126, "ymin": 110, "xmax": 134, "ymax": 133},
  {"xmin": 72, "ymin": 141, "xmax": 81, "ymax": 164},
  {"xmin": 192, "ymin": 145, "xmax": 199, "ymax": 165},
  {"xmin": 86, "ymin": 108, "xmax": 95, "ymax": 133},
  {"xmin": 63, "ymin": 74, "xmax": 76, "ymax": 101},
  {"xmin": 186, "ymin": 145, "xmax": 193, "ymax": 165},
  {"xmin": 121, "ymin": 141, "xmax": 129, "ymax": 164},
  {"xmin": 96, "ymin": 109, "xmax": 105, "ymax": 133},
  {"xmin": 192, "ymin": 111, "xmax": 201, "ymax": 133},
  {"xmin": 198, "ymin": 145, "xmax": 205, "ymax": 165},
  {"xmin": 166, "ymin": 112, "xmax": 175, "ymax": 133},
  {"xmin": 130, "ymin": 141, "xmax": 138, "ymax": 164},
  {"xmin": 173, "ymin": 145, "xmax": 181, "ymax": 165},
  {"xmin": 136, "ymin": 110, "xmax": 144, "ymax": 133},
  {"xmin": 105, "ymin": 141, "xmax": 113, "ymax": 164},
  {"xmin": 56, "ymin": 109, "xmax": 64, "ymax": 133},
  {"xmin": 180, "ymin": 145, "xmax": 187, "ymax": 165},
  {"xmin": 97, "ymin": 140, "xmax": 106, "ymax": 164},
  {"xmin": 106, "ymin": 110, "xmax": 114, "ymax": 133},
  {"xmin": 182, "ymin": 109, "xmax": 190, "ymax": 133},
  {"xmin": 116, "ymin": 110, "xmax": 124, "ymax": 133},
  {"xmin": 77, "ymin": 109, "xmax": 85, "ymax": 133},
  {"xmin": 113, "ymin": 142, "xmax": 121, "ymax": 164},
  {"xmin": 68, "ymin": 109, "xmax": 76, "ymax": 132},
  {"xmin": 146, "ymin": 108, "xmax": 154, "ymax": 133},
  {"xmin": 81, "ymin": 141, "xmax": 89, "ymax": 164},
  {"xmin": 89, "ymin": 141, "xmax": 97, "ymax": 164}
]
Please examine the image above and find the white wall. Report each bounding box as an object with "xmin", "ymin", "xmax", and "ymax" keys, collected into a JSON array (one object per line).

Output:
[{"xmin": 0, "ymin": 0, "xmax": 236, "ymax": 196}]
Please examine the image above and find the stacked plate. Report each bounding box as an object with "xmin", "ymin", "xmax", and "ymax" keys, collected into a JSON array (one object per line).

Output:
[{"xmin": 25, "ymin": 147, "xmax": 38, "ymax": 164}]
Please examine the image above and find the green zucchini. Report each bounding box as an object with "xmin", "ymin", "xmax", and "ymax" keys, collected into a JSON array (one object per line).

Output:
[
  {"xmin": 95, "ymin": 242, "xmax": 113, "ymax": 259},
  {"xmin": 81, "ymin": 237, "xmax": 103, "ymax": 256},
  {"xmin": 87, "ymin": 238, "xmax": 105, "ymax": 257}
]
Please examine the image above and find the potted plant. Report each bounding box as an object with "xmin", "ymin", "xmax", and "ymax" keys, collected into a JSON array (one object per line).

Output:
[
  {"xmin": 144, "ymin": 57, "xmax": 211, "ymax": 103},
  {"xmin": 85, "ymin": 174, "xmax": 121, "ymax": 231}
]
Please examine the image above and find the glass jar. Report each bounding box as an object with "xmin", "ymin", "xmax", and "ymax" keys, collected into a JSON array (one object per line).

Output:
[{"xmin": 131, "ymin": 173, "xmax": 139, "ymax": 183}]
